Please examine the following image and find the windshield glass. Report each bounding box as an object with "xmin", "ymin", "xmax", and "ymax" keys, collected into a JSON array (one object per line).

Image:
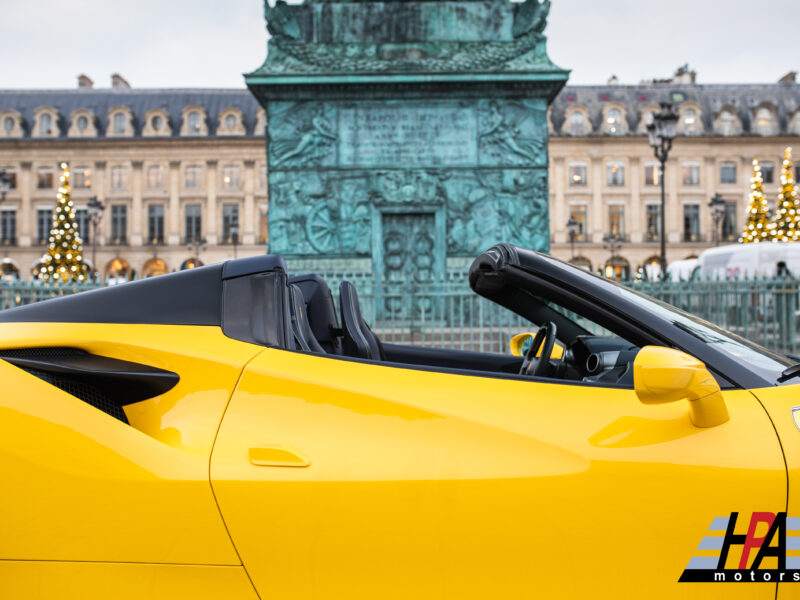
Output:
[{"xmin": 610, "ymin": 282, "xmax": 792, "ymax": 382}]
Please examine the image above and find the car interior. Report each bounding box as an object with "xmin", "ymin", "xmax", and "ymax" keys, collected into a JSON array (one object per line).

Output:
[{"xmin": 285, "ymin": 272, "xmax": 640, "ymax": 387}]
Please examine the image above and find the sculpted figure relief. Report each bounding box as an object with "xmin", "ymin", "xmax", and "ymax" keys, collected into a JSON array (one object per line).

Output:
[
  {"xmin": 270, "ymin": 103, "xmax": 338, "ymax": 168},
  {"xmin": 512, "ymin": 0, "xmax": 551, "ymax": 38},
  {"xmin": 264, "ymin": 0, "xmax": 302, "ymax": 40},
  {"xmin": 479, "ymin": 100, "xmax": 546, "ymax": 167}
]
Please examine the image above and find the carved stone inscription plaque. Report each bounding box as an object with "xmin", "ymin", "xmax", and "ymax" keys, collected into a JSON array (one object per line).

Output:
[{"xmin": 338, "ymin": 103, "xmax": 478, "ymax": 168}]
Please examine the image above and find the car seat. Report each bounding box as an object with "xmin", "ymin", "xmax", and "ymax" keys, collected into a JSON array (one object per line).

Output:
[
  {"xmin": 288, "ymin": 284, "xmax": 325, "ymax": 353},
  {"xmin": 288, "ymin": 274, "xmax": 343, "ymax": 354},
  {"xmin": 339, "ymin": 281, "xmax": 385, "ymax": 361}
]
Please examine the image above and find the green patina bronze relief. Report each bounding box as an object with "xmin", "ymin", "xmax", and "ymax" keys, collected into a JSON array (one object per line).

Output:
[{"xmin": 247, "ymin": 0, "xmax": 568, "ymax": 279}]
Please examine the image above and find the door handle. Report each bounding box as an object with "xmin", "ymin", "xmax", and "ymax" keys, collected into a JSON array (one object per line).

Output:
[{"xmin": 248, "ymin": 445, "xmax": 311, "ymax": 468}]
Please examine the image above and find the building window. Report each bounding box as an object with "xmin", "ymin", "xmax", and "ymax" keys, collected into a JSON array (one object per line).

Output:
[
  {"xmin": 645, "ymin": 204, "xmax": 661, "ymax": 242},
  {"xmin": 40, "ymin": 113, "xmax": 53, "ymax": 135},
  {"xmin": 681, "ymin": 162, "xmax": 700, "ymax": 186},
  {"xmin": 644, "ymin": 162, "xmax": 660, "ymax": 186},
  {"xmin": 73, "ymin": 167, "xmax": 92, "ymax": 189},
  {"xmin": 222, "ymin": 165, "xmax": 240, "ymax": 190},
  {"xmin": 222, "ymin": 203, "xmax": 239, "ymax": 244},
  {"xmin": 1, "ymin": 210, "xmax": 16, "ymax": 246},
  {"xmin": 111, "ymin": 167, "xmax": 129, "ymax": 191},
  {"xmin": 259, "ymin": 203, "xmax": 268, "ymax": 244},
  {"xmin": 188, "ymin": 112, "xmax": 202, "ymax": 135},
  {"xmin": 75, "ymin": 208, "xmax": 89, "ymax": 243},
  {"xmin": 719, "ymin": 110, "xmax": 736, "ymax": 136},
  {"xmin": 3, "ymin": 116, "xmax": 14, "ymax": 132},
  {"xmin": 568, "ymin": 162, "xmax": 587, "ymax": 186},
  {"xmin": 1, "ymin": 168, "xmax": 16, "ymax": 189},
  {"xmin": 608, "ymin": 205, "xmax": 625, "ymax": 238},
  {"xmin": 185, "ymin": 204, "xmax": 202, "ymax": 243},
  {"xmin": 147, "ymin": 204, "xmax": 165, "ymax": 245},
  {"xmin": 568, "ymin": 204, "xmax": 588, "ymax": 242},
  {"xmin": 683, "ymin": 204, "xmax": 700, "ymax": 242},
  {"xmin": 720, "ymin": 162, "xmax": 737, "ymax": 184},
  {"xmin": 185, "ymin": 166, "xmax": 203, "ymax": 190},
  {"xmin": 755, "ymin": 107, "xmax": 775, "ymax": 136},
  {"xmin": 151, "ymin": 115, "xmax": 163, "ymax": 131},
  {"xmin": 721, "ymin": 201, "xmax": 738, "ymax": 242},
  {"xmin": 606, "ymin": 162, "xmax": 625, "ymax": 186},
  {"xmin": 147, "ymin": 165, "xmax": 166, "ymax": 189},
  {"xmin": 569, "ymin": 111, "xmax": 589, "ymax": 136},
  {"xmin": 36, "ymin": 209, "xmax": 52, "ymax": 244},
  {"xmin": 77, "ymin": 116, "xmax": 89, "ymax": 132},
  {"xmin": 606, "ymin": 108, "xmax": 623, "ymax": 135},
  {"xmin": 682, "ymin": 108, "xmax": 700, "ymax": 135},
  {"xmin": 761, "ymin": 162, "xmax": 775, "ymax": 184},
  {"xmin": 37, "ymin": 168, "xmax": 54, "ymax": 189},
  {"xmin": 110, "ymin": 205, "xmax": 127, "ymax": 245},
  {"xmin": 224, "ymin": 114, "xmax": 237, "ymax": 131},
  {"xmin": 113, "ymin": 113, "xmax": 126, "ymax": 135}
]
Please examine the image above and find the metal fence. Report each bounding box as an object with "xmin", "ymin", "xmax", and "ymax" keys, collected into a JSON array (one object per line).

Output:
[
  {"xmin": 0, "ymin": 280, "xmax": 102, "ymax": 311},
  {"xmin": 1, "ymin": 275, "xmax": 797, "ymax": 355}
]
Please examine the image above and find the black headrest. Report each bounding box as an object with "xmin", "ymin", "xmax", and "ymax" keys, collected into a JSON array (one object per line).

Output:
[{"xmin": 289, "ymin": 274, "xmax": 343, "ymax": 354}]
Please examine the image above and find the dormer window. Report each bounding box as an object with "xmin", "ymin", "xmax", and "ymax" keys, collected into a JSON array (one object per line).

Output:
[
  {"xmin": 3, "ymin": 117, "xmax": 13, "ymax": 133},
  {"xmin": 188, "ymin": 112, "xmax": 201, "ymax": 134},
  {"xmin": 142, "ymin": 109, "xmax": 170, "ymax": 137},
  {"xmin": 77, "ymin": 116, "xmax": 88, "ymax": 132},
  {"xmin": 225, "ymin": 114, "xmax": 236, "ymax": 130},
  {"xmin": 570, "ymin": 112, "xmax": 587, "ymax": 135},
  {"xmin": 41, "ymin": 114, "xmax": 52, "ymax": 135},
  {"xmin": 113, "ymin": 113, "xmax": 126, "ymax": 135},
  {"xmin": 151, "ymin": 115, "xmax": 163, "ymax": 131},
  {"xmin": 718, "ymin": 109, "xmax": 738, "ymax": 136},
  {"xmin": 755, "ymin": 107, "xmax": 776, "ymax": 136},
  {"xmin": 681, "ymin": 108, "xmax": 702, "ymax": 135},
  {"xmin": 606, "ymin": 108, "xmax": 622, "ymax": 135}
]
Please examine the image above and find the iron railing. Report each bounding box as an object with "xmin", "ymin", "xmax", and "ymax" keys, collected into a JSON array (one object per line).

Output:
[{"xmin": 1, "ymin": 275, "xmax": 797, "ymax": 355}]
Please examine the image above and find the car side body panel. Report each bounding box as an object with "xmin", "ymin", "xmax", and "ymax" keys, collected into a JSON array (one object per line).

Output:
[
  {"xmin": 0, "ymin": 562, "xmax": 259, "ymax": 600},
  {"xmin": 212, "ymin": 349, "xmax": 785, "ymax": 599},
  {"xmin": 0, "ymin": 322, "xmax": 259, "ymax": 565}
]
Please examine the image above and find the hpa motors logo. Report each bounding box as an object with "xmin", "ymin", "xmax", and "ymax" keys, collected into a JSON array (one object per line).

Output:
[{"xmin": 680, "ymin": 512, "xmax": 800, "ymax": 582}]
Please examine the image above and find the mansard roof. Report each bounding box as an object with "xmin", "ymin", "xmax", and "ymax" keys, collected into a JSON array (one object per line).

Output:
[
  {"xmin": 550, "ymin": 83, "xmax": 800, "ymax": 136},
  {"xmin": 0, "ymin": 82, "xmax": 798, "ymax": 139},
  {"xmin": 0, "ymin": 88, "xmax": 261, "ymax": 138}
]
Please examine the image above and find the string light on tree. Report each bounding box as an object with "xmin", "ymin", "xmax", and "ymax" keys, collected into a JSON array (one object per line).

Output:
[
  {"xmin": 40, "ymin": 163, "xmax": 88, "ymax": 283},
  {"xmin": 739, "ymin": 159, "xmax": 774, "ymax": 243},
  {"xmin": 772, "ymin": 147, "xmax": 800, "ymax": 242}
]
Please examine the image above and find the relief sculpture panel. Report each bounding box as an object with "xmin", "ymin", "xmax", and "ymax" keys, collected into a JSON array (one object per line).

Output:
[{"xmin": 267, "ymin": 98, "xmax": 551, "ymax": 261}]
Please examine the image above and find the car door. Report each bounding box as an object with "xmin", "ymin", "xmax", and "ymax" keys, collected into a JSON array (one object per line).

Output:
[{"xmin": 211, "ymin": 348, "xmax": 784, "ymax": 599}]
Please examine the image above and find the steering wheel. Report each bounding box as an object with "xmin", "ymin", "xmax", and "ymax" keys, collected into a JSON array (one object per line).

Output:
[{"xmin": 519, "ymin": 322, "xmax": 558, "ymax": 377}]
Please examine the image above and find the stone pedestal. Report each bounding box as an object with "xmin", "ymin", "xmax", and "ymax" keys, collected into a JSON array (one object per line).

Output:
[{"xmin": 246, "ymin": 0, "xmax": 569, "ymax": 280}]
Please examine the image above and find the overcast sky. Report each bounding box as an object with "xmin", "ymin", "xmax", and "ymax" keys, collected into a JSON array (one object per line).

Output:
[{"xmin": 1, "ymin": 0, "xmax": 796, "ymax": 90}]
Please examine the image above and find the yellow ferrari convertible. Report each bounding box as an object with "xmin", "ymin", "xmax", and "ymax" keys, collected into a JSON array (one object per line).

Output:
[{"xmin": 1, "ymin": 244, "xmax": 799, "ymax": 599}]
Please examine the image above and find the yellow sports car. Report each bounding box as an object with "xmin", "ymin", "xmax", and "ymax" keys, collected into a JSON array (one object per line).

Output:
[{"xmin": 1, "ymin": 243, "xmax": 798, "ymax": 599}]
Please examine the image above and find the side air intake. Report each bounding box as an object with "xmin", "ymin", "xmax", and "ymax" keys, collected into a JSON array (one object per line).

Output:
[{"xmin": 0, "ymin": 348, "xmax": 180, "ymax": 424}]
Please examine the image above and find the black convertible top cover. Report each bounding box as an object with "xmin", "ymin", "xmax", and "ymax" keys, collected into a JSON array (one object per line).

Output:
[{"xmin": 0, "ymin": 254, "xmax": 287, "ymax": 327}]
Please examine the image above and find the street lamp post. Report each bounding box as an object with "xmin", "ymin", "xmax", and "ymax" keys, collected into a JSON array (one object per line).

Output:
[
  {"xmin": 602, "ymin": 232, "xmax": 624, "ymax": 279},
  {"xmin": 87, "ymin": 196, "xmax": 104, "ymax": 281},
  {"xmin": 187, "ymin": 237, "xmax": 207, "ymax": 265},
  {"xmin": 566, "ymin": 216, "xmax": 578, "ymax": 259},
  {"xmin": 646, "ymin": 102, "xmax": 679, "ymax": 279},
  {"xmin": 708, "ymin": 193, "xmax": 726, "ymax": 247},
  {"xmin": 230, "ymin": 220, "xmax": 239, "ymax": 259}
]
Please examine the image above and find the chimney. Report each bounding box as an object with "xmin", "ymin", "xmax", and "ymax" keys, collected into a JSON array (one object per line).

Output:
[
  {"xmin": 111, "ymin": 73, "xmax": 131, "ymax": 89},
  {"xmin": 779, "ymin": 71, "xmax": 797, "ymax": 84},
  {"xmin": 607, "ymin": 74, "xmax": 619, "ymax": 85},
  {"xmin": 77, "ymin": 74, "xmax": 94, "ymax": 89}
]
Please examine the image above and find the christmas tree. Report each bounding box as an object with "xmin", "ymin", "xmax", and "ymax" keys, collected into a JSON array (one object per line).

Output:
[
  {"xmin": 40, "ymin": 163, "xmax": 88, "ymax": 282},
  {"xmin": 772, "ymin": 147, "xmax": 800, "ymax": 242},
  {"xmin": 739, "ymin": 159, "xmax": 774, "ymax": 243}
]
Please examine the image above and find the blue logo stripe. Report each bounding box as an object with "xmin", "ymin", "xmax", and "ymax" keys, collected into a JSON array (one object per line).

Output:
[
  {"xmin": 788, "ymin": 517, "xmax": 800, "ymax": 530},
  {"xmin": 787, "ymin": 536, "xmax": 800, "ymax": 550},
  {"xmin": 697, "ymin": 536, "xmax": 724, "ymax": 550},
  {"xmin": 685, "ymin": 556, "xmax": 721, "ymax": 570},
  {"xmin": 787, "ymin": 557, "xmax": 800, "ymax": 569},
  {"xmin": 708, "ymin": 517, "xmax": 729, "ymax": 531}
]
